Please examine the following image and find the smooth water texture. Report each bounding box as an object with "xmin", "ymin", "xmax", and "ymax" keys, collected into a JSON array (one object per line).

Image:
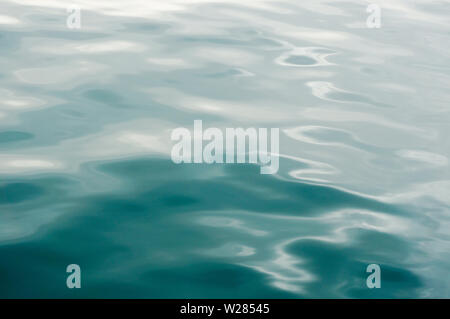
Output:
[{"xmin": 0, "ymin": 0, "xmax": 449, "ymax": 298}]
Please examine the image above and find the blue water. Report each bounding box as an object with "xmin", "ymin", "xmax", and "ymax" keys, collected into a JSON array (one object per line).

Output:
[{"xmin": 0, "ymin": 0, "xmax": 449, "ymax": 298}]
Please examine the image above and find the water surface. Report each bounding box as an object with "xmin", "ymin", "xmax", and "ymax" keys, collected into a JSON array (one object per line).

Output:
[{"xmin": 0, "ymin": 0, "xmax": 449, "ymax": 298}]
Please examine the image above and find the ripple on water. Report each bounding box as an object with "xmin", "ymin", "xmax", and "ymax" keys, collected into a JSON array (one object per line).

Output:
[
  {"xmin": 0, "ymin": 131, "xmax": 33, "ymax": 144},
  {"xmin": 275, "ymin": 47, "xmax": 336, "ymax": 67},
  {"xmin": 306, "ymin": 81, "xmax": 393, "ymax": 108}
]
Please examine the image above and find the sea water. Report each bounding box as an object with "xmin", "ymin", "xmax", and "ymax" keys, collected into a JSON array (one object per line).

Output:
[{"xmin": 0, "ymin": 0, "xmax": 449, "ymax": 298}]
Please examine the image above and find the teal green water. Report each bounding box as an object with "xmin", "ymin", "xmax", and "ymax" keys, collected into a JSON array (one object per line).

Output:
[{"xmin": 0, "ymin": 1, "xmax": 449, "ymax": 298}]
